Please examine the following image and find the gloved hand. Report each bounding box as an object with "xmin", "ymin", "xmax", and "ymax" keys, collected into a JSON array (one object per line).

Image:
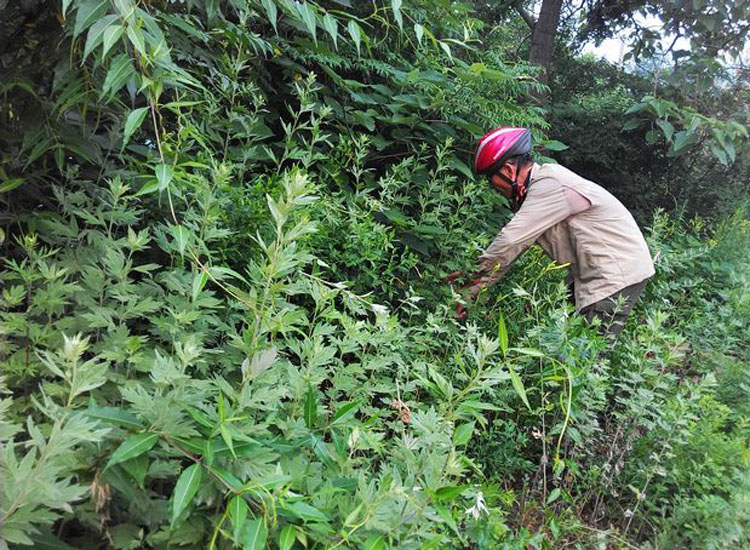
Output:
[{"xmin": 445, "ymin": 271, "xmax": 484, "ymax": 321}]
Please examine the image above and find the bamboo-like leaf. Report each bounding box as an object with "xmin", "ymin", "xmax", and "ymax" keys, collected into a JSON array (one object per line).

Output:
[
  {"xmin": 105, "ymin": 432, "xmax": 159, "ymax": 469},
  {"xmin": 296, "ymin": 2, "xmax": 317, "ymax": 44},
  {"xmin": 391, "ymin": 0, "xmax": 402, "ymax": 30},
  {"xmin": 508, "ymin": 367, "xmax": 531, "ymax": 411},
  {"xmin": 363, "ymin": 535, "xmax": 386, "ymax": 550},
  {"xmin": 171, "ymin": 464, "xmax": 202, "ymax": 526},
  {"xmin": 126, "ymin": 24, "xmax": 147, "ymax": 58},
  {"xmin": 414, "ymin": 23, "xmax": 424, "ymax": 45},
  {"xmin": 83, "ymin": 15, "xmax": 118, "ymax": 61},
  {"xmin": 171, "ymin": 225, "xmax": 191, "ymax": 255},
  {"xmin": 122, "ymin": 107, "xmax": 148, "ymax": 149},
  {"xmin": 73, "ymin": 0, "xmax": 110, "ymax": 38},
  {"xmin": 102, "ymin": 25, "xmax": 124, "ymax": 60},
  {"xmin": 497, "ymin": 309, "xmax": 508, "ymax": 356},
  {"xmin": 191, "ymin": 270, "xmax": 209, "ymax": 301},
  {"xmin": 278, "ymin": 525, "xmax": 295, "ymax": 550},
  {"xmin": 155, "ymin": 163, "xmax": 173, "ymax": 191},
  {"xmin": 229, "ymin": 495, "xmax": 249, "ymax": 544},
  {"xmin": 347, "ymin": 20, "xmax": 362, "ymax": 56},
  {"xmin": 304, "ymin": 385, "xmax": 317, "ymax": 428},
  {"xmin": 243, "ymin": 518, "xmax": 268, "ymax": 550},
  {"xmin": 102, "ymin": 54, "xmax": 135, "ymax": 97},
  {"xmin": 322, "ymin": 14, "xmax": 338, "ymax": 49},
  {"xmin": 260, "ymin": 0, "xmax": 278, "ymax": 33}
]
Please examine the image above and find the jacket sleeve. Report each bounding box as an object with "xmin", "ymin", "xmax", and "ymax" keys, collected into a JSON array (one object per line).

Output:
[{"xmin": 475, "ymin": 179, "xmax": 571, "ymax": 288}]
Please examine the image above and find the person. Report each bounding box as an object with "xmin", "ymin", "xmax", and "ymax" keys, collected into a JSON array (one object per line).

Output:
[{"xmin": 462, "ymin": 126, "xmax": 655, "ymax": 343}]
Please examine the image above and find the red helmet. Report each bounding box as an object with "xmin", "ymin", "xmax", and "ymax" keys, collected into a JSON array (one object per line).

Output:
[{"xmin": 474, "ymin": 127, "xmax": 532, "ymax": 175}]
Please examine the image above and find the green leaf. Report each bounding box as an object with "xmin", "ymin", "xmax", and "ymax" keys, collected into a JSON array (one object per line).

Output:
[
  {"xmin": 621, "ymin": 118, "xmax": 643, "ymax": 131},
  {"xmin": 322, "ymin": 14, "xmax": 338, "ymax": 49},
  {"xmin": 304, "ymin": 385, "xmax": 317, "ymax": 428},
  {"xmin": 453, "ymin": 421, "xmax": 475, "ymax": 446},
  {"xmin": 284, "ymin": 501, "xmax": 329, "ymax": 523},
  {"xmin": 229, "ymin": 495, "xmax": 249, "ymax": 544},
  {"xmin": 497, "ymin": 309, "xmax": 508, "ymax": 356},
  {"xmin": 331, "ymin": 401, "xmax": 359, "ymax": 425},
  {"xmin": 296, "ymin": 2, "xmax": 317, "ymax": 44},
  {"xmin": 671, "ymin": 130, "xmax": 694, "ymax": 155},
  {"xmin": 105, "ymin": 432, "xmax": 159, "ymax": 469},
  {"xmin": 710, "ymin": 142, "xmax": 728, "ymax": 165},
  {"xmin": 192, "ymin": 270, "xmax": 209, "ymax": 301},
  {"xmin": 171, "ymin": 225, "xmax": 192, "ymax": 255},
  {"xmin": 542, "ymin": 140, "xmax": 568, "ymax": 151},
  {"xmin": 126, "ymin": 24, "xmax": 147, "ymax": 58},
  {"xmin": 121, "ymin": 453, "xmax": 148, "ymax": 486},
  {"xmin": 655, "ymin": 119, "xmax": 675, "ymax": 141},
  {"xmin": 74, "ymin": 0, "xmax": 110, "ymax": 38},
  {"xmin": 102, "ymin": 54, "xmax": 135, "ymax": 97},
  {"xmin": 260, "ymin": 0, "xmax": 278, "ymax": 33},
  {"xmin": 391, "ymin": 0, "xmax": 402, "ymax": 30},
  {"xmin": 155, "ymin": 163, "xmax": 173, "ymax": 191},
  {"xmin": 62, "ymin": 0, "xmax": 74, "ymax": 18},
  {"xmin": 439, "ymin": 41, "xmax": 452, "ymax": 61},
  {"xmin": 279, "ymin": 525, "xmax": 296, "ymax": 550},
  {"xmin": 546, "ymin": 487, "xmax": 561, "ymax": 505},
  {"xmin": 347, "ymin": 20, "xmax": 362, "ymax": 56},
  {"xmin": 122, "ymin": 107, "xmax": 148, "ymax": 149},
  {"xmin": 102, "ymin": 25, "xmax": 124, "ymax": 60},
  {"xmin": 243, "ymin": 518, "xmax": 268, "ymax": 550},
  {"xmin": 220, "ymin": 424, "xmax": 236, "ymax": 458},
  {"xmin": 508, "ymin": 367, "xmax": 531, "ymax": 411},
  {"xmin": 363, "ymin": 535, "xmax": 386, "ymax": 550},
  {"xmin": 83, "ymin": 15, "xmax": 118, "ymax": 61},
  {"xmin": 0, "ymin": 178, "xmax": 26, "ymax": 193},
  {"xmin": 87, "ymin": 406, "xmax": 142, "ymax": 428},
  {"xmin": 414, "ymin": 23, "xmax": 424, "ymax": 45},
  {"xmin": 171, "ymin": 464, "xmax": 202, "ymax": 526},
  {"xmin": 434, "ymin": 504, "xmax": 460, "ymax": 536}
]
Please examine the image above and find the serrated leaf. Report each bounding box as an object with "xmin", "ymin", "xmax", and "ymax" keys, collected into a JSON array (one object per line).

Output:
[
  {"xmin": 105, "ymin": 432, "xmax": 159, "ymax": 469},
  {"xmin": 102, "ymin": 54, "xmax": 135, "ymax": 97},
  {"xmin": 348, "ymin": 20, "xmax": 362, "ymax": 56},
  {"xmin": 304, "ymin": 385, "xmax": 317, "ymax": 428},
  {"xmin": 122, "ymin": 107, "xmax": 148, "ymax": 149},
  {"xmin": 296, "ymin": 2, "xmax": 317, "ymax": 44},
  {"xmin": 322, "ymin": 14, "xmax": 338, "ymax": 49},
  {"xmin": 243, "ymin": 518, "xmax": 268, "ymax": 550},
  {"xmin": 261, "ymin": 0, "xmax": 278, "ymax": 33},
  {"xmin": 453, "ymin": 421, "xmax": 475, "ymax": 446},
  {"xmin": 497, "ymin": 309, "xmax": 508, "ymax": 356},
  {"xmin": 508, "ymin": 367, "xmax": 531, "ymax": 411},
  {"xmin": 171, "ymin": 464, "xmax": 202, "ymax": 526},
  {"xmin": 74, "ymin": 0, "xmax": 110, "ymax": 38},
  {"xmin": 155, "ymin": 163, "xmax": 173, "ymax": 191},
  {"xmin": 229, "ymin": 495, "xmax": 249, "ymax": 544},
  {"xmin": 83, "ymin": 15, "xmax": 118, "ymax": 61},
  {"xmin": 279, "ymin": 525, "xmax": 295, "ymax": 550}
]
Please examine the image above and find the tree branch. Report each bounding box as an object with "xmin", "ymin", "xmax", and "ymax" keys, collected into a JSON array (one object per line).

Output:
[{"xmin": 513, "ymin": 2, "xmax": 535, "ymax": 30}]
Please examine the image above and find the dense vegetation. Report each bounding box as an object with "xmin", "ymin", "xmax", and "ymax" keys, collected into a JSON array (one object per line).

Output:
[{"xmin": 1, "ymin": 1, "xmax": 749, "ymax": 549}]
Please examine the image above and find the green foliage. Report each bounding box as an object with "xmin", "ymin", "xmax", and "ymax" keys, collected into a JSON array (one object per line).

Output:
[{"xmin": 0, "ymin": 1, "xmax": 749, "ymax": 550}]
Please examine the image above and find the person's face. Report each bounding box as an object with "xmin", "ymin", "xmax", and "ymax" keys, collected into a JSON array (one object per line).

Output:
[{"xmin": 488, "ymin": 162, "xmax": 516, "ymax": 199}]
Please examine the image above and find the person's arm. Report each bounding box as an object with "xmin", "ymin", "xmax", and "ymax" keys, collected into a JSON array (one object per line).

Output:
[{"xmin": 470, "ymin": 179, "xmax": 571, "ymax": 295}]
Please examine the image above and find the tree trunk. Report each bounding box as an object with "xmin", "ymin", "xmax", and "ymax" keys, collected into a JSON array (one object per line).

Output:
[{"xmin": 528, "ymin": 0, "xmax": 563, "ymax": 86}]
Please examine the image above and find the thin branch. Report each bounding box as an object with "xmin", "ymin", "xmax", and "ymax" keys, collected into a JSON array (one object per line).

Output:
[{"xmin": 513, "ymin": 2, "xmax": 535, "ymax": 31}]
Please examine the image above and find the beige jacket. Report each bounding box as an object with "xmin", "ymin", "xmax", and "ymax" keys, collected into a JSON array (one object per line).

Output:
[{"xmin": 477, "ymin": 163, "xmax": 655, "ymax": 311}]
